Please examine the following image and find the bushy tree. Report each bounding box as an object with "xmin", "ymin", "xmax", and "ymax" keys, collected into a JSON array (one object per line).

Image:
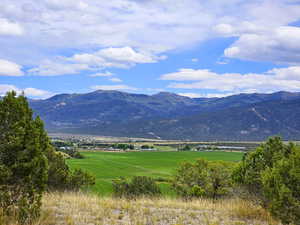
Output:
[
  {"xmin": 261, "ymin": 148, "xmax": 300, "ymax": 225},
  {"xmin": 232, "ymin": 137, "xmax": 287, "ymax": 195},
  {"xmin": 46, "ymin": 140, "xmax": 95, "ymax": 191},
  {"xmin": 0, "ymin": 92, "xmax": 95, "ymax": 223},
  {"xmin": 172, "ymin": 158, "xmax": 233, "ymax": 199},
  {"xmin": 233, "ymin": 137, "xmax": 300, "ymax": 224},
  {"xmin": 112, "ymin": 176, "xmax": 161, "ymax": 198},
  {"xmin": 0, "ymin": 92, "xmax": 48, "ymax": 223}
]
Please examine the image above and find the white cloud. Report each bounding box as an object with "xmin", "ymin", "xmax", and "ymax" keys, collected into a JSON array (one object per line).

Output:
[
  {"xmin": 28, "ymin": 60, "xmax": 90, "ymax": 76},
  {"xmin": 178, "ymin": 92, "xmax": 234, "ymax": 98},
  {"xmin": 178, "ymin": 93, "xmax": 202, "ymax": 98},
  {"xmin": 109, "ymin": 77, "xmax": 122, "ymax": 83},
  {"xmin": 29, "ymin": 46, "xmax": 165, "ymax": 76},
  {"xmin": 45, "ymin": 0, "xmax": 88, "ymax": 11},
  {"xmin": 161, "ymin": 67, "xmax": 300, "ymax": 93},
  {"xmin": 267, "ymin": 66, "xmax": 300, "ymax": 80},
  {"xmin": 0, "ymin": 0, "xmax": 299, "ymax": 73},
  {"xmin": 91, "ymin": 84, "xmax": 137, "ymax": 91},
  {"xmin": 214, "ymin": 23, "xmax": 235, "ymax": 36},
  {"xmin": 191, "ymin": 58, "xmax": 199, "ymax": 62},
  {"xmin": 98, "ymin": 47, "xmax": 158, "ymax": 64},
  {"xmin": 2, "ymin": 0, "xmax": 300, "ymax": 67},
  {"xmin": 71, "ymin": 47, "xmax": 163, "ymax": 69},
  {"xmin": 0, "ymin": 84, "xmax": 18, "ymax": 94},
  {"xmin": 89, "ymin": 71, "xmax": 113, "ymax": 77},
  {"xmin": 0, "ymin": 18, "xmax": 23, "ymax": 36},
  {"xmin": 23, "ymin": 88, "xmax": 53, "ymax": 98},
  {"xmin": 224, "ymin": 26, "xmax": 300, "ymax": 64},
  {"xmin": 0, "ymin": 84, "xmax": 53, "ymax": 99},
  {"xmin": 0, "ymin": 59, "xmax": 24, "ymax": 76},
  {"xmin": 160, "ymin": 68, "xmax": 217, "ymax": 81}
]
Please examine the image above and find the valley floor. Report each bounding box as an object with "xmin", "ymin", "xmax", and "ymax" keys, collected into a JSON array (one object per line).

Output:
[{"xmin": 29, "ymin": 192, "xmax": 280, "ymax": 225}]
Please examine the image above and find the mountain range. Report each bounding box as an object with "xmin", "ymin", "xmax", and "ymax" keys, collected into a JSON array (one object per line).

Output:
[{"xmin": 29, "ymin": 90, "xmax": 300, "ymax": 141}]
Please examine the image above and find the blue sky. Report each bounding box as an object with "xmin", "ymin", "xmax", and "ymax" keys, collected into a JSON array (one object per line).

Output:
[{"xmin": 0, "ymin": 0, "xmax": 300, "ymax": 99}]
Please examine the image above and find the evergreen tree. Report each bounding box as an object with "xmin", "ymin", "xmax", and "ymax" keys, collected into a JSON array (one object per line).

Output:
[
  {"xmin": 0, "ymin": 92, "xmax": 95, "ymax": 223},
  {"xmin": 233, "ymin": 137, "xmax": 300, "ymax": 224},
  {"xmin": 0, "ymin": 92, "xmax": 48, "ymax": 223}
]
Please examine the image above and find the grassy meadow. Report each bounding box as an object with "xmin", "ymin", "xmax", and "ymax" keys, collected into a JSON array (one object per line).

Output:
[
  {"xmin": 2, "ymin": 192, "xmax": 280, "ymax": 225},
  {"xmin": 67, "ymin": 151, "xmax": 243, "ymax": 196}
]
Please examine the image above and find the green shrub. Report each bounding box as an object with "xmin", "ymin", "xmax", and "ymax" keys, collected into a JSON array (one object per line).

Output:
[
  {"xmin": 0, "ymin": 92, "xmax": 48, "ymax": 223},
  {"xmin": 68, "ymin": 169, "xmax": 96, "ymax": 191},
  {"xmin": 112, "ymin": 176, "xmax": 161, "ymax": 198},
  {"xmin": 233, "ymin": 137, "xmax": 300, "ymax": 224},
  {"xmin": 56, "ymin": 147, "xmax": 84, "ymax": 159},
  {"xmin": 172, "ymin": 158, "xmax": 233, "ymax": 199},
  {"xmin": 46, "ymin": 149, "xmax": 95, "ymax": 191}
]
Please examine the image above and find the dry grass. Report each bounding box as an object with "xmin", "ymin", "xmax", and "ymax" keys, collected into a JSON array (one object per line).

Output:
[{"xmin": 0, "ymin": 192, "xmax": 280, "ymax": 225}]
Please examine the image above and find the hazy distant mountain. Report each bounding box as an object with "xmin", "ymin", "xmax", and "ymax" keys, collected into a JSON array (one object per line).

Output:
[{"xmin": 29, "ymin": 90, "xmax": 300, "ymax": 141}]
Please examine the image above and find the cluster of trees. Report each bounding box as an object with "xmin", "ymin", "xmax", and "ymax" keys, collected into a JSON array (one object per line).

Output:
[
  {"xmin": 0, "ymin": 92, "xmax": 95, "ymax": 223},
  {"xmin": 178, "ymin": 145, "xmax": 192, "ymax": 151},
  {"xmin": 113, "ymin": 137, "xmax": 300, "ymax": 225},
  {"xmin": 111, "ymin": 143, "xmax": 134, "ymax": 150},
  {"xmin": 140, "ymin": 145, "xmax": 154, "ymax": 149}
]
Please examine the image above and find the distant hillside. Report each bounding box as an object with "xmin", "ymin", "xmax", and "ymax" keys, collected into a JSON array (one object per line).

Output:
[{"xmin": 29, "ymin": 90, "xmax": 300, "ymax": 141}]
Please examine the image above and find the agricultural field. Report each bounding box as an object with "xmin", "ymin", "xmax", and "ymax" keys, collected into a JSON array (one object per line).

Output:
[{"xmin": 67, "ymin": 151, "xmax": 243, "ymax": 196}]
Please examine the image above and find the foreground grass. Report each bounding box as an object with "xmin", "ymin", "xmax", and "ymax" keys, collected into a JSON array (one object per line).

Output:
[
  {"xmin": 1, "ymin": 192, "xmax": 280, "ymax": 225},
  {"xmin": 67, "ymin": 151, "xmax": 243, "ymax": 195}
]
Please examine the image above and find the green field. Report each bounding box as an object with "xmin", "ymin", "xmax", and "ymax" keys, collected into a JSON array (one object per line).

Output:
[{"xmin": 67, "ymin": 151, "xmax": 243, "ymax": 196}]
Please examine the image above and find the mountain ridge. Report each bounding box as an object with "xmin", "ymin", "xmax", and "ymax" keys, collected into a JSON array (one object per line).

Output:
[{"xmin": 29, "ymin": 90, "xmax": 300, "ymax": 141}]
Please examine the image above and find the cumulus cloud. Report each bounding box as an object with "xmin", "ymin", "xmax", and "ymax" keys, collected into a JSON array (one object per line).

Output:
[
  {"xmin": 224, "ymin": 26, "xmax": 300, "ymax": 64},
  {"xmin": 91, "ymin": 84, "xmax": 138, "ymax": 91},
  {"xmin": 29, "ymin": 47, "xmax": 164, "ymax": 76},
  {"xmin": 0, "ymin": 18, "xmax": 23, "ymax": 36},
  {"xmin": 161, "ymin": 67, "xmax": 300, "ymax": 94},
  {"xmin": 0, "ymin": 59, "xmax": 24, "ymax": 76},
  {"xmin": 28, "ymin": 60, "xmax": 90, "ymax": 76},
  {"xmin": 2, "ymin": 0, "xmax": 300, "ymax": 67},
  {"xmin": 0, "ymin": 0, "xmax": 299, "ymax": 77},
  {"xmin": 23, "ymin": 87, "xmax": 53, "ymax": 98},
  {"xmin": 70, "ymin": 47, "xmax": 162, "ymax": 69},
  {"xmin": 0, "ymin": 84, "xmax": 53, "ymax": 99}
]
